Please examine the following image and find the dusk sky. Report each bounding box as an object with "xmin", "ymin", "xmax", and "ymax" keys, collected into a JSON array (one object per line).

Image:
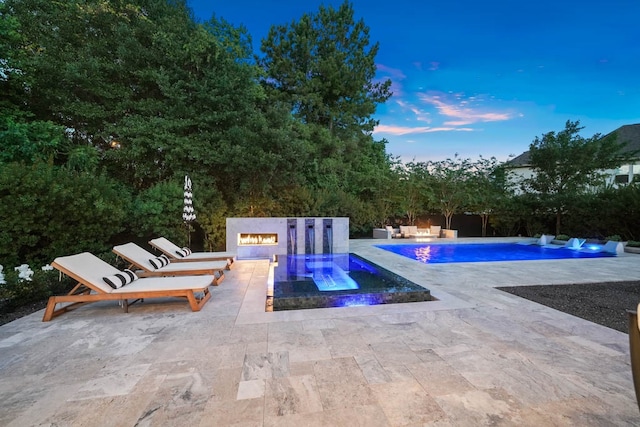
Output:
[{"xmin": 188, "ymin": 0, "xmax": 640, "ymax": 163}]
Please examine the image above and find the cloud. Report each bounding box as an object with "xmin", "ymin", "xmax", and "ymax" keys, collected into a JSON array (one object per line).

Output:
[
  {"xmin": 376, "ymin": 63, "xmax": 406, "ymax": 80},
  {"xmin": 374, "ymin": 125, "xmax": 474, "ymax": 135},
  {"xmin": 418, "ymin": 92, "xmax": 512, "ymax": 124},
  {"xmin": 376, "ymin": 63, "xmax": 406, "ymax": 97},
  {"xmin": 396, "ymin": 100, "xmax": 431, "ymax": 123}
]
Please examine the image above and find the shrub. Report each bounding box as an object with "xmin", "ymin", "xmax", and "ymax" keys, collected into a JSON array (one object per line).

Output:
[
  {"xmin": 555, "ymin": 234, "xmax": 570, "ymax": 241},
  {"xmin": 131, "ymin": 180, "xmax": 185, "ymax": 244},
  {"xmin": 0, "ymin": 162, "xmax": 131, "ymax": 265},
  {"xmin": 0, "ymin": 265, "xmax": 74, "ymax": 312},
  {"xmin": 606, "ymin": 235, "xmax": 621, "ymax": 242},
  {"xmin": 627, "ymin": 240, "xmax": 640, "ymax": 248}
]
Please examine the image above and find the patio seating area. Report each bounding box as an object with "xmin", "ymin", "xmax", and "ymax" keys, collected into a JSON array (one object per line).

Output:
[
  {"xmin": 373, "ymin": 225, "xmax": 443, "ymax": 239},
  {"xmin": 1, "ymin": 237, "xmax": 639, "ymax": 425}
]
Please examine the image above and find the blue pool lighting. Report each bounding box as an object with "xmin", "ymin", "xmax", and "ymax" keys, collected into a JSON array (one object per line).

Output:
[
  {"xmin": 376, "ymin": 242, "xmax": 616, "ymax": 264},
  {"xmin": 270, "ymin": 253, "xmax": 431, "ymax": 311},
  {"xmin": 304, "ymin": 261, "xmax": 359, "ymax": 291}
]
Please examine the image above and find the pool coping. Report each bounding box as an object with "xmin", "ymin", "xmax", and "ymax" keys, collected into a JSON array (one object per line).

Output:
[{"xmin": 236, "ymin": 236, "xmax": 640, "ymax": 325}]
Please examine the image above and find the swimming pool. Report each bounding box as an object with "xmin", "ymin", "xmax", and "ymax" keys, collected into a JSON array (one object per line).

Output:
[
  {"xmin": 376, "ymin": 242, "xmax": 616, "ymax": 264},
  {"xmin": 269, "ymin": 253, "xmax": 431, "ymax": 311}
]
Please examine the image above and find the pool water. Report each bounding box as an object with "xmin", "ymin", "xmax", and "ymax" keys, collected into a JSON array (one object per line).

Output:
[
  {"xmin": 269, "ymin": 253, "xmax": 431, "ymax": 311},
  {"xmin": 376, "ymin": 242, "xmax": 616, "ymax": 264}
]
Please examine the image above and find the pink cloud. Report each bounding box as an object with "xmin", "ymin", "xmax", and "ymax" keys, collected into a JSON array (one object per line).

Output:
[
  {"xmin": 374, "ymin": 125, "xmax": 474, "ymax": 135},
  {"xmin": 418, "ymin": 92, "xmax": 512, "ymax": 124},
  {"xmin": 396, "ymin": 100, "xmax": 431, "ymax": 123}
]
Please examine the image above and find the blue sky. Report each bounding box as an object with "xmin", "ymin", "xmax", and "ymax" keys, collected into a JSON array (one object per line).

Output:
[{"xmin": 188, "ymin": 0, "xmax": 640, "ymax": 162}]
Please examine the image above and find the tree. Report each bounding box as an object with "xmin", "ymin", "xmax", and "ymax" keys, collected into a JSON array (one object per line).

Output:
[
  {"xmin": 260, "ymin": 1, "xmax": 391, "ymax": 137},
  {"xmin": 259, "ymin": 1, "xmax": 392, "ymax": 202},
  {"xmin": 398, "ymin": 162, "xmax": 432, "ymax": 226},
  {"xmin": 523, "ymin": 120, "xmax": 633, "ymax": 235},
  {"xmin": 420, "ymin": 156, "xmax": 476, "ymax": 230},
  {"xmin": 466, "ymin": 157, "xmax": 511, "ymax": 237}
]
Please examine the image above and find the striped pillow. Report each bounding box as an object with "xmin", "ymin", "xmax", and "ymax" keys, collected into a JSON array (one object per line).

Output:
[
  {"xmin": 149, "ymin": 254, "xmax": 170, "ymax": 269},
  {"xmin": 175, "ymin": 247, "xmax": 193, "ymax": 258},
  {"xmin": 103, "ymin": 269, "xmax": 138, "ymax": 289}
]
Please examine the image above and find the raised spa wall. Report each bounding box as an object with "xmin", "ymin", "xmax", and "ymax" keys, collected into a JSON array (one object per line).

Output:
[{"xmin": 226, "ymin": 217, "xmax": 349, "ymax": 259}]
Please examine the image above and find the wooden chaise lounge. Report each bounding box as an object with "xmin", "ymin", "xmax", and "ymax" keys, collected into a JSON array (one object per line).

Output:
[
  {"xmin": 44, "ymin": 252, "xmax": 215, "ymax": 321},
  {"xmin": 629, "ymin": 305, "xmax": 640, "ymax": 412},
  {"xmin": 112, "ymin": 243, "xmax": 229, "ymax": 285},
  {"xmin": 149, "ymin": 237, "xmax": 236, "ymax": 268}
]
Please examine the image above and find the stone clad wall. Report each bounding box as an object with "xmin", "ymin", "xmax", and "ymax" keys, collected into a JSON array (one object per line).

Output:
[{"xmin": 226, "ymin": 217, "xmax": 349, "ymax": 259}]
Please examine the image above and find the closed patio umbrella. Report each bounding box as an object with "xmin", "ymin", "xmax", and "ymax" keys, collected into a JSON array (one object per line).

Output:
[{"xmin": 183, "ymin": 175, "xmax": 196, "ymax": 247}]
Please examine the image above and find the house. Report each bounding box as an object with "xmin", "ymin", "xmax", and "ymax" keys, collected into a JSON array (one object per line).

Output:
[{"xmin": 507, "ymin": 123, "xmax": 640, "ymax": 189}]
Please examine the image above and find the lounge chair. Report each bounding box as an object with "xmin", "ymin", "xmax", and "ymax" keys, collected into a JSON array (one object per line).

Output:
[
  {"xmin": 629, "ymin": 305, "xmax": 640, "ymax": 411},
  {"xmin": 149, "ymin": 237, "xmax": 235, "ymax": 268},
  {"xmin": 44, "ymin": 252, "xmax": 214, "ymax": 321},
  {"xmin": 113, "ymin": 242, "xmax": 228, "ymax": 285}
]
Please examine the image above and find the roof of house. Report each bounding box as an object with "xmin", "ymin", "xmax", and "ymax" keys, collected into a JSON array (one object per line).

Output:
[{"xmin": 507, "ymin": 123, "xmax": 640, "ymax": 167}]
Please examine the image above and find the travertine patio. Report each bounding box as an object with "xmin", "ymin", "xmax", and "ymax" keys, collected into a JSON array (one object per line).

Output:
[{"xmin": 1, "ymin": 237, "xmax": 639, "ymax": 426}]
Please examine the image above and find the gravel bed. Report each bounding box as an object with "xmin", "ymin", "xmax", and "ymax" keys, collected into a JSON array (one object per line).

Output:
[{"xmin": 498, "ymin": 281, "xmax": 640, "ymax": 333}]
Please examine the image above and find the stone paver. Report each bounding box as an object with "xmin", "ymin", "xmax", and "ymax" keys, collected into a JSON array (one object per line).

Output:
[{"xmin": 1, "ymin": 237, "xmax": 639, "ymax": 426}]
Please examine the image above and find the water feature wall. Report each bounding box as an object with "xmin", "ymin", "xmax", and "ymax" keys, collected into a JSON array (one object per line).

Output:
[
  {"xmin": 305, "ymin": 219, "xmax": 315, "ymax": 255},
  {"xmin": 323, "ymin": 219, "xmax": 333, "ymax": 254},
  {"xmin": 287, "ymin": 218, "xmax": 297, "ymax": 255},
  {"xmin": 226, "ymin": 217, "xmax": 349, "ymax": 259}
]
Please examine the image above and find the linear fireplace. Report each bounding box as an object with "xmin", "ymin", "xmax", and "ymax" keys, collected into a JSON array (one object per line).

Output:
[{"xmin": 238, "ymin": 233, "xmax": 278, "ymax": 246}]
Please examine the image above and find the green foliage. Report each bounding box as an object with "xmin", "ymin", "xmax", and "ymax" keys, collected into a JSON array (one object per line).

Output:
[
  {"xmin": 0, "ymin": 267, "xmax": 75, "ymax": 312},
  {"xmin": 489, "ymin": 194, "xmax": 527, "ymax": 237},
  {"xmin": 312, "ymin": 189, "xmax": 373, "ymax": 236},
  {"xmin": 259, "ymin": 0, "xmax": 393, "ymax": 215},
  {"xmin": 397, "ymin": 162, "xmax": 432, "ymax": 225},
  {"xmin": 555, "ymin": 234, "xmax": 570, "ymax": 241},
  {"xmin": 627, "ymin": 241, "xmax": 640, "ymax": 248},
  {"xmin": 260, "ymin": 1, "xmax": 391, "ymax": 137},
  {"xmin": 606, "ymin": 235, "xmax": 621, "ymax": 242},
  {"xmin": 553, "ymin": 183, "xmax": 640, "ymax": 240},
  {"xmin": 0, "ymin": 117, "xmax": 68, "ymax": 165},
  {"xmin": 131, "ymin": 180, "xmax": 185, "ymax": 243},
  {"xmin": 198, "ymin": 205, "xmax": 229, "ymax": 252},
  {"xmin": 524, "ymin": 120, "xmax": 633, "ymax": 235},
  {"xmin": 466, "ymin": 157, "xmax": 512, "ymax": 237},
  {"xmin": 0, "ymin": 162, "xmax": 130, "ymax": 266}
]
